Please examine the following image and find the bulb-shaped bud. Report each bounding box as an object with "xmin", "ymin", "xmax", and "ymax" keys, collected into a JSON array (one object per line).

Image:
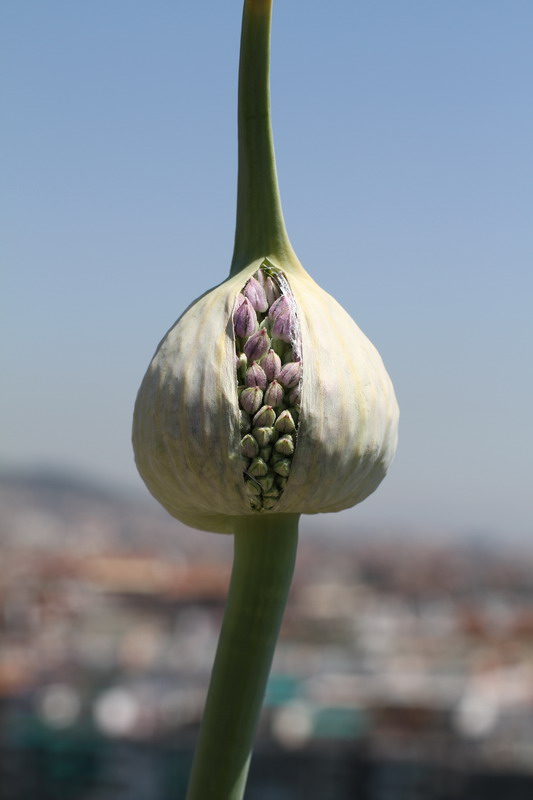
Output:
[
  {"xmin": 240, "ymin": 386, "xmax": 263, "ymax": 415},
  {"xmin": 132, "ymin": 0, "xmax": 398, "ymax": 535},
  {"xmin": 274, "ymin": 409, "xmax": 296, "ymax": 434},
  {"xmin": 245, "ymin": 362, "xmax": 267, "ymax": 390},
  {"xmin": 244, "ymin": 328, "xmax": 270, "ymax": 362},
  {"xmin": 241, "ymin": 434, "xmax": 259, "ymax": 459},
  {"xmin": 264, "ymin": 276, "xmax": 280, "ymax": 306},
  {"xmin": 233, "ymin": 296, "xmax": 257, "ymax": 338},
  {"xmin": 133, "ymin": 257, "xmax": 398, "ymax": 532},
  {"xmin": 253, "ymin": 426, "xmax": 276, "ymax": 448},
  {"xmin": 278, "ymin": 362, "xmax": 301, "ymax": 389},
  {"xmin": 252, "ymin": 405, "xmax": 276, "ymax": 429},
  {"xmin": 243, "ymin": 277, "xmax": 268, "ymax": 313},
  {"xmin": 264, "ymin": 380, "xmax": 284, "ymax": 407},
  {"xmin": 261, "ymin": 349, "xmax": 281, "ymax": 382}
]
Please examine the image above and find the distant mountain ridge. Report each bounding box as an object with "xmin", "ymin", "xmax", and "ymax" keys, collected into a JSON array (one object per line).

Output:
[{"xmin": 0, "ymin": 467, "xmax": 232, "ymax": 561}]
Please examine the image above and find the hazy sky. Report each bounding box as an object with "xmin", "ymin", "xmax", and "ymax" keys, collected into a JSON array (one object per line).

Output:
[{"xmin": 2, "ymin": 1, "xmax": 532, "ymax": 542}]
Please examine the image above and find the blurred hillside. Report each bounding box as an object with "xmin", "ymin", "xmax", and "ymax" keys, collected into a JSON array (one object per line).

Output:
[{"xmin": 0, "ymin": 469, "xmax": 233, "ymax": 561}]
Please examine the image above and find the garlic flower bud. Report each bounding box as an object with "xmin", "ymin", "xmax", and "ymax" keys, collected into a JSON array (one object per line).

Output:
[
  {"xmin": 133, "ymin": 256, "xmax": 398, "ymax": 533},
  {"xmin": 132, "ymin": 0, "xmax": 398, "ymax": 535}
]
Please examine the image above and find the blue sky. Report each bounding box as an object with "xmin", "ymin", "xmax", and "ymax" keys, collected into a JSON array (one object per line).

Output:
[{"xmin": 2, "ymin": 1, "xmax": 532, "ymax": 542}]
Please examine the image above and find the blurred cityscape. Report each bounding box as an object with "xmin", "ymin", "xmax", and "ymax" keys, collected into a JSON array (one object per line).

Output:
[{"xmin": 1, "ymin": 470, "xmax": 533, "ymax": 799}]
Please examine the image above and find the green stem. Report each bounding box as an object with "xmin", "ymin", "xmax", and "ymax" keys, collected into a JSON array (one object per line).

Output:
[
  {"xmin": 186, "ymin": 513, "xmax": 299, "ymax": 800},
  {"xmin": 230, "ymin": 0, "xmax": 297, "ymax": 275}
]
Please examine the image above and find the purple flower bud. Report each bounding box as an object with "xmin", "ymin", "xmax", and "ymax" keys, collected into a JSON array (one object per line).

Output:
[
  {"xmin": 240, "ymin": 386, "xmax": 263, "ymax": 414},
  {"xmin": 234, "ymin": 293, "xmax": 246, "ymax": 311},
  {"xmin": 278, "ymin": 362, "xmax": 301, "ymax": 389},
  {"xmin": 253, "ymin": 405, "xmax": 276, "ymax": 428},
  {"xmin": 288, "ymin": 384, "xmax": 301, "ymax": 407},
  {"xmin": 268, "ymin": 294, "xmax": 290, "ymax": 320},
  {"xmin": 264, "ymin": 380, "xmax": 284, "ymax": 407},
  {"xmin": 244, "ymin": 328, "xmax": 270, "ymax": 362},
  {"xmin": 271, "ymin": 308, "xmax": 294, "ymax": 343},
  {"xmin": 274, "ymin": 409, "xmax": 296, "ymax": 434},
  {"xmin": 245, "ymin": 362, "xmax": 267, "ymax": 390},
  {"xmin": 261, "ymin": 349, "xmax": 281, "ymax": 382},
  {"xmin": 253, "ymin": 268, "xmax": 266, "ymax": 286},
  {"xmin": 264, "ymin": 277, "xmax": 281, "ymax": 306},
  {"xmin": 234, "ymin": 297, "xmax": 257, "ymax": 338},
  {"xmin": 243, "ymin": 277, "xmax": 268, "ymax": 313}
]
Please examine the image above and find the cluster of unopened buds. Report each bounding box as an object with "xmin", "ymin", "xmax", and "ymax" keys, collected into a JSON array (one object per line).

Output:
[{"xmin": 234, "ymin": 260, "xmax": 302, "ymax": 511}]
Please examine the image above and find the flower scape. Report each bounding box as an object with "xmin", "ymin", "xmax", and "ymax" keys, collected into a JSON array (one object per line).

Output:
[{"xmin": 131, "ymin": 1, "xmax": 400, "ymax": 797}]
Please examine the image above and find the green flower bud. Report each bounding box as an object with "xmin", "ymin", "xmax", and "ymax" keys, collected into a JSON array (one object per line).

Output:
[
  {"xmin": 258, "ymin": 317, "xmax": 272, "ymax": 334},
  {"xmin": 252, "ymin": 426, "xmax": 276, "ymax": 447},
  {"xmin": 256, "ymin": 473, "xmax": 275, "ymax": 492},
  {"xmin": 282, "ymin": 348, "xmax": 299, "ymax": 365},
  {"xmin": 241, "ymin": 434, "xmax": 259, "ymax": 458},
  {"xmin": 270, "ymin": 338, "xmax": 286, "ymax": 358},
  {"xmin": 259, "ymin": 446, "xmax": 272, "ymax": 462},
  {"xmin": 274, "ymin": 434, "xmax": 294, "ymax": 456},
  {"xmin": 274, "ymin": 409, "xmax": 296, "ymax": 434},
  {"xmin": 263, "ymin": 487, "xmax": 280, "ymax": 500},
  {"xmin": 248, "ymin": 457, "xmax": 269, "ymax": 477},
  {"xmin": 244, "ymin": 478, "xmax": 261, "ymax": 496},
  {"xmin": 252, "ymin": 405, "xmax": 276, "ymax": 428},
  {"xmin": 273, "ymin": 458, "xmax": 291, "ymax": 477}
]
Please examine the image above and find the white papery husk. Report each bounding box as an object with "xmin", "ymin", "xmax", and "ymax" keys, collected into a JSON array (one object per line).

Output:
[{"xmin": 132, "ymin": 258, "xmax": 399, "ymax": 534}]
